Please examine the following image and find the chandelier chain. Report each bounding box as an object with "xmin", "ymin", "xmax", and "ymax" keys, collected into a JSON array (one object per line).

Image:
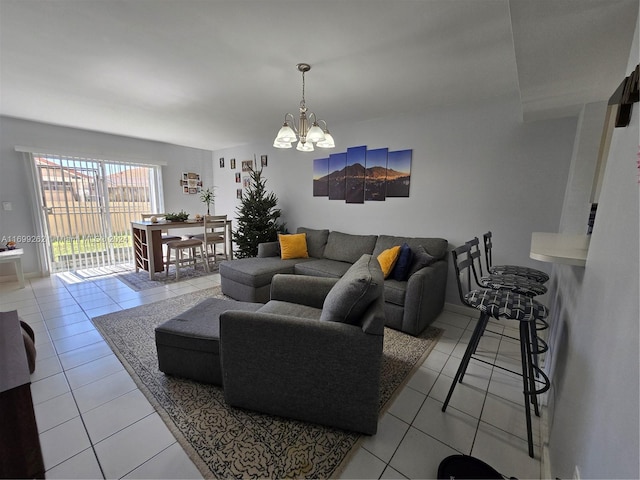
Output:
[{"xmin": 300, "ymin": 70, "xmax": 306, "ymax": 108}]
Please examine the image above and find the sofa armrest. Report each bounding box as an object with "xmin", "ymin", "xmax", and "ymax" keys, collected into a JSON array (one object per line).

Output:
[
  {"xmin": 402, "ymin": 258, "xmax": 448, "ymax": 334},
  {"xmin": 270, "ymin": 274, "xmax": 338, "ymax": 309},
  {"xmin": 219, "ymin": 310, "xmax": 382, "ymax": 434},
  {"xmin": 257, "ymin": 241, "xmax": 280, "ymax": 258}
]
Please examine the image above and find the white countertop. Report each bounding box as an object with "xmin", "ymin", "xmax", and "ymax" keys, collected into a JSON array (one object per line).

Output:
[{"xmin": 530, "ymin": 232, "xmax": 589, "ymax": 267}]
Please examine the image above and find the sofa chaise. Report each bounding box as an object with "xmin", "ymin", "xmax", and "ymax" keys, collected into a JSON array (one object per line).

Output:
[{"xmin": 219, "ymin": 227, "xmax": 448, "ymax": 336}]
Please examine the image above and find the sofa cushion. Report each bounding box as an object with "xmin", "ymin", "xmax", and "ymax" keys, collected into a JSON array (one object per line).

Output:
[
  {"xmin": 219, "ymin": 257, "xmax": 311, "ymax": 287},
  {"xmin": 257, "ymin": 241, "xmax": 280, "ymax": 258},
  {"xmin": 279, "ymin": 233, "xmax": 309, "ymax": 260},
  {"xmin": 373, "ymin": 235, "xmax": 448, "ymax": 260},
  {"xmin": 294, "ymin": 259, "xmax": 352, "ymax": 278},
  {"xmin": 297, "ymin": 227, "xmax": 330, "ymax": 258},
  {"xmin": 391, "ymin": 243, "xmax": 414, "ymax": 281},
  {"xmin": 377, "ymin": 246, "xmax": 401, "ymax": 278},
  {"xmin": 323, "ymin": 231, "xmax": 378, "ymax": 264},
  {"xmin": 320, "ymin": 254, "xmax": 383, "ymax": 325},
  {"xmin": 257, "ymin": 300, "xmax": 323, "ymax": 320},
  {"xmin": 408, "ymin": 245, "xmax": 438, "ymax": 277}
]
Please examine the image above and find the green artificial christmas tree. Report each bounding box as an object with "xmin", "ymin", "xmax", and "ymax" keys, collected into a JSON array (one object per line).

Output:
[{"xmin": 232, "ymin": 164, "xmax": 284, "ymax": 258}]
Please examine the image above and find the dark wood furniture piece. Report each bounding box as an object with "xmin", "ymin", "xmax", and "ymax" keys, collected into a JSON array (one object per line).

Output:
[
  {"xmin": 0, "ymin": 310, "xmax": 45, "ymax": 478},
  {"xmin": 131, "ymin": 219, "xmax": 233, "ymax": 280}
]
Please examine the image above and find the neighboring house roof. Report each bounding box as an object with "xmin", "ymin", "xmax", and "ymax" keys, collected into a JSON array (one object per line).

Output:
[{"xmin": 105, "ymin": 167, "xmax": 150, "ymax": 187}]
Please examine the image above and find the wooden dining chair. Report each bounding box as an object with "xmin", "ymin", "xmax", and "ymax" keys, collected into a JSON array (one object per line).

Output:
[{"xmin": 197, "ymin": 215, "xmax": 228, "ymax": 268}]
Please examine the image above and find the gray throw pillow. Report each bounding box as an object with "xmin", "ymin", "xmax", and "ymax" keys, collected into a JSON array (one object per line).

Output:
[
  {"xmin": 296, "ymin": 227, "xmax": 329, "ymax": 258},
  {"xmin": 320, "ymin": 254, "xmax": 383, "ymax": 325},
  {"xmin": 408, "ymin": 245, "xmax": 437, "ymax": 277}
]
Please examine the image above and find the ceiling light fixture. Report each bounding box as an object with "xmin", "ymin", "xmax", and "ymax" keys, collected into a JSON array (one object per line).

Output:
[{"xmin": 273, "ymin": 63, "xmax": 335, "ymax": 152}]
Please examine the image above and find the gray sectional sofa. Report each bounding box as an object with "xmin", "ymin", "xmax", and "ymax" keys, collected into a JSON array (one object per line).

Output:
[{"xmin": 219, "ymin": 227, "xmax": 448, "ymax": 335}]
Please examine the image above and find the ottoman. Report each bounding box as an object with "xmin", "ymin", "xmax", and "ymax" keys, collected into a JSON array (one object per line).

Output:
[{"xmin": 155, "ymin": 297, "xmax": 261, "ymax": 385}]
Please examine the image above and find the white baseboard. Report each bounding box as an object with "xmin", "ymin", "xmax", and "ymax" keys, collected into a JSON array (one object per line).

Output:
[
  {"xmin": 0, "ymin": 272, "xmax": 42, "ymax": 284},
  {"xmin": 540, "ymin": 405, "xmax": 552, "ymax": 479}
]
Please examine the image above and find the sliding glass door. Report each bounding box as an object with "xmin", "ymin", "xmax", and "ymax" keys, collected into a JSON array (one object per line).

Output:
[{"xmin": 30, "ymin": 153, "xmax": 163, "ymax": 273}]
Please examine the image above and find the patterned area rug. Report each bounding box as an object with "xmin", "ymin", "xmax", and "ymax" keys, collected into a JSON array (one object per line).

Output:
[
  {"xmin": 92, "ymin": 287, "xmax": 442, "ymax": 479},
  {"xmin": 115, "ymin": 263, "xmax": 220, "ymax": 291}
]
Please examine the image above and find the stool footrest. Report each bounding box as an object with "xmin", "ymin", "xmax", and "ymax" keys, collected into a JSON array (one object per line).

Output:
[{"xmin": 526, "ymin": 365, "xmax": 551, "ymax": 396}]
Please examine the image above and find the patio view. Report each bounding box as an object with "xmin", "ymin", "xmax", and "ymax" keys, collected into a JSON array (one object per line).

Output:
[{"xmin": 34, "ymin": 155, "xmax": 160, "ymax": 273}]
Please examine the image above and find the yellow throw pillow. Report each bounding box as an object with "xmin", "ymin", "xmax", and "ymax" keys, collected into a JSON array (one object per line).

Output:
[
  {"xmin": 279, "ymin": 233, "xmax": 309, "ymax": 260},
  {"xmin": 377, "ymin": 245, "xmax": 401, "ymax": 278}
]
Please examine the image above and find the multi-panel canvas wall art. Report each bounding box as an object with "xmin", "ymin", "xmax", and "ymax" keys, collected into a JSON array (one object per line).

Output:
[{"xmin": 313, "ymin": 146, "xmax": 411, "ymax": 202}]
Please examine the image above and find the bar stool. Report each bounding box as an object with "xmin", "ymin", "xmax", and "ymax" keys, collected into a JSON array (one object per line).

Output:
[
  {"xmin": 483, "ymin": 231, "xmax": 549, "ymax": 283},
  {"xmin": 443, "ymin": 243, "xmax": 550, "ymax": 458},
  {"xmin": 165, "ymin": 238, "xmax": 208, "ymax": 280},
  {"xmin": 141, "ymin": 213, "xmax": 181, "ymax": 265},
  {"xmin": 467, "ymin": 237, "xmax": 549, "ymax": 372},
  {"xmin": 468, "ymin": 237, "xmax": 547, "ymax": 296}
]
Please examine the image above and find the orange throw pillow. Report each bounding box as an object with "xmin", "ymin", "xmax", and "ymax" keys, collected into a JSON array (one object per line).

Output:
[
  {"xmin": 279, "ymin": 233, "xmax": 309, "ymax": 260},
  {"xmin": 377, "ymin": 245, "xmax": 401, "ymax": 278}
]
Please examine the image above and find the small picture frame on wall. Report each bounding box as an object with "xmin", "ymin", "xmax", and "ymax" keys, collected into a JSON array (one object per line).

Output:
[
  {"xmin": 261, "ymin": 154, "xmax": 268, "ymax": 167},
  {"xmin": 236, "ymin": 188, "xmax": 243, "ymax": 199},
  {"xmin": 219, "ymin": 157, "xmax": 224, "ymax": 168},
  {"xmin": 235, "ymin": 172, "xmax": 241, "ymax": 183},
  {"xmin": 242, "ymin": 159, "xmax": 254, "ymax": 172},
  {"xmin": 180, "ymin": 172, "xmax": 201, "ymax": 194},
  {"xmin": 230, "ymin": 158, "xmax": 236, "ymax": 169}
]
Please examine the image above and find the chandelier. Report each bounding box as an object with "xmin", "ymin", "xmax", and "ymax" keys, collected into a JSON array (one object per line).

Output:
[{"xmin": 273, "ymin": 63, "xmax": 335, "ymax": 152}]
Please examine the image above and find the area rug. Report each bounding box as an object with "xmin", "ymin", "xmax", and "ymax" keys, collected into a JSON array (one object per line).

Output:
[
  {"xmin": 92, "ymin": 287, "xmax": 442, "ymax": 479},
  {"xmin": 115, "ymin": 263, "xmax": 220, "ymax": 291}
]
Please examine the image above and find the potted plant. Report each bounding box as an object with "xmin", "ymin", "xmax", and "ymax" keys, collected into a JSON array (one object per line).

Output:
[{"xmin": 200, "ymin": 187, "xmax": 215, "ymax": 215}]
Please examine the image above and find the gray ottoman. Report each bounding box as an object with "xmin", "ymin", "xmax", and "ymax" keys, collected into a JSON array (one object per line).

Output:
[{"xmin": 155, "ymin": 298, "xmax": 261, "ymax": 385}]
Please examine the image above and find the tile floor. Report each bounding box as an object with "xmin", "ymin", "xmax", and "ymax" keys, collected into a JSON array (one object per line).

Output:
[{"xmin": 1, "ymin": 271, "xmax": 543, "ymax": 479}]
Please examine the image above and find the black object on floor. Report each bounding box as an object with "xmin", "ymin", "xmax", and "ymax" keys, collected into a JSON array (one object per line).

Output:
[{"xmin": 437, "ymin": 455, "xmax": 515, "ymax": 479}]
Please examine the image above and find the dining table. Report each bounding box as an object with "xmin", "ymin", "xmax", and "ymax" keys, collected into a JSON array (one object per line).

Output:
[{"xmin": 131, "ymin": 219, "xmax": 232, "ymax": 280}]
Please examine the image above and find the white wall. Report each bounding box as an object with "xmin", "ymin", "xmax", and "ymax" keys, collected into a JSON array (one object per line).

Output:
[
  {"xmin": 0, "ymin": 117, "xmax": 213, "ymax": 275},
  {"xmin": 545, "ymin": 13, "xmax": 639, "ymax": 479},
  {"xmin": 213, "ymin": 94, "xmax": 578, "ymax": 305}
]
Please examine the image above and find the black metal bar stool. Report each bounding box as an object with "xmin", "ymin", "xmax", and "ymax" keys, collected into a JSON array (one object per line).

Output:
[
  {"xmin": 468, "ymin": 237, "xmax": 550, "ymax": 373},
  {"xmin": 442, "ymin": 243, "xmax": 550, "ymax": 458},
  {"xmin": 483, "ymin": 231, "xmax": 549, "ymax": 283}
]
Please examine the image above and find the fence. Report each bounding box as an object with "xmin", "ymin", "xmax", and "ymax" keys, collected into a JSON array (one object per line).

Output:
[{"xmin": 46, "ymin": 201, "xmax": 151, "ymax": 271}]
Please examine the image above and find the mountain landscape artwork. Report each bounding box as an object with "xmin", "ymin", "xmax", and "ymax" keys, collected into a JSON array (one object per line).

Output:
[
  {"xmin": 365, "ymin": 147, "xmax": 389, "ymax": 201},
  {"xmin": 385, "ymin": 149, "xmax": 412, "ymax": 197},
  {"xmin": 346, "ymin": 146, "xmax": 367, "ymax": 203},
  {"xmin": 313, "ymin": 157, "xmax": 329, "ymax": 196},
  {"xmin": 313, "ymin": 146, "xmax": 412, "ymax": 202},
  {"xmin": 328, "ymin": 152, "xmax": 347, "ymax": 200}
]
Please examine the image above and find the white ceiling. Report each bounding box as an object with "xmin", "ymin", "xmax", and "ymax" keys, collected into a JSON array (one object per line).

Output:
[{"xmin": 0, "ymin": 0, "xmax": 637, "ymax": 151}]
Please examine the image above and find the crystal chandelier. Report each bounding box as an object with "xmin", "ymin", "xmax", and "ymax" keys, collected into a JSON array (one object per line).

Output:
[{"xmin": 273, "ymin": 63, "xmax": 335, "ymax": 152}]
